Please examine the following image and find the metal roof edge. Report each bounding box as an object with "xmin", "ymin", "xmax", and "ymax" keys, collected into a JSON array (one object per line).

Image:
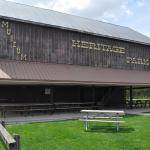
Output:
[
  {"xmin": 0, "ymin": 79, "xmax": 150, "ymax": 86},
  {"xmin": 0, "ymin": 15, "xmax": 150, "ymax": 47},
  {"xmin": 3, "ymin": 0, "xmax": 137, "ymax": 30}
]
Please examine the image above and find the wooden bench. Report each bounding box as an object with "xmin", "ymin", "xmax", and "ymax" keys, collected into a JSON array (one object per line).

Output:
[
  {"xmin": 0, "ymin": 122, "xmax": 20, "ymax": 150},
  {"xmin": 80, "ymin": 110, "xmax": 125, "ymax": 131},
  {"xmin": 54, "ymin": 102, "xmax": 97, "ymax": 111},
  {"xmin": 0, "ymin": 103, "xmax": 55, "ymax": 118}
]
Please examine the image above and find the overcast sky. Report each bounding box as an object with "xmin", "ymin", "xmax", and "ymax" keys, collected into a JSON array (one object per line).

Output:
[{"xmin": 7, "ymin": 0, "xmax": 150, "ymax": 38}]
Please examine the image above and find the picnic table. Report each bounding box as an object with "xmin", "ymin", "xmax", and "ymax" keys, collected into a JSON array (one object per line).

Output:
[
  {"xmin": 80, "ymin": 110, "xmax": 125, "ymax": 131},
  {"xmin": 54, "ymin": 102, "xmax": 98, "ymax": 110},
  {"xmin": 126, "ymin": 99, "xmax": 150, "ymax": 108},
  {"xmin": 133, "ymin": 99, "xmax": 150, "ymax": 108},
  {"xmin": 0, "ymin": 103, "xmax": 54, "ymax": 118}
]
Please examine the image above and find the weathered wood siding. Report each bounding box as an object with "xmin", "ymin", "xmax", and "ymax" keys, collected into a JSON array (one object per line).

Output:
[{"xmin": 0, "ymin": 18, "xmax": 150, "ymax": 71}]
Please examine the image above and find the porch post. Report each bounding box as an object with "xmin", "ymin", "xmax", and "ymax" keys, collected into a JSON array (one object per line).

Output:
[
  {"xmin": 50, "ymin": 87, "xmax": 54, "ymax": 104},
  {"xmin": 78, "ymin": 86, "xmax": 81, "ymax": 102},
  {"xmin": 129, "ymin": 86, "xmax": 133, "ymax": 109},
  {"xmin": 92, "ymin": 86, "xmax": 96, "ymax": 105}
]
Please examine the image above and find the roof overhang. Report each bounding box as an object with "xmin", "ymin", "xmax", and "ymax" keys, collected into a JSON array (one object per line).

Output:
[
  {"xmin": 0, "ymin": 59, "xmax": 150, "ymax": 86},
  {"xmin": 0, "ymin": 79, "xmax": 150, "ymax": 87}
]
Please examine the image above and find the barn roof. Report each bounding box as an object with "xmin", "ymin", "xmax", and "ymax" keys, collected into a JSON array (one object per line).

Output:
[{"xmin": 0, "ymin": 0, "xmax": 150, "ymax": 45}]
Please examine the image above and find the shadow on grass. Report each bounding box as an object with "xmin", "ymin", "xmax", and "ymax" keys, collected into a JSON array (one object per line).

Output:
[
  {"xmin": 86, "ymin": 125, "xmax": 134, "ymax": 133},
  {"xmin": 124, "ymin": 114, "xmax": 140, "ymax": 118}
]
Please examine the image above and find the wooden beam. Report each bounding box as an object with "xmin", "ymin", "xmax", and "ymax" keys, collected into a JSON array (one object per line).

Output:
[
  {"xmin": 77, "ymin": 86, "xmax": 80, "ymax": 102},
  {"xmin": 50, "ymin": 87, "xmax": 54, "ymax": 104},
  {"xmin": 0, "ymin": 123, "xmax": 16, "ymax": 150},
  {"xmin": 129, "ymin": 86, "xmax": 133, "ymax": 109},
  {"xmin": 92, "ymin": 86, "xmax": 96, "ymax": 105}
]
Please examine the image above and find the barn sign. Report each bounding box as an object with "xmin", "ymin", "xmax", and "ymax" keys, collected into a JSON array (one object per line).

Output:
[
  {"xmin": 72, "ymin": 40, "xmax": 149, "ymax": 66},
  {"xmin": 0, "ymin": 19, "xmax": 150, "ymax": 71}
]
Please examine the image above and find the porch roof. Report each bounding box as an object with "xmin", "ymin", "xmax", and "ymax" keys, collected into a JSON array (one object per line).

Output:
[{"xmin": 0, "ymin": 59, "xmax": 150, "ymax": 86}]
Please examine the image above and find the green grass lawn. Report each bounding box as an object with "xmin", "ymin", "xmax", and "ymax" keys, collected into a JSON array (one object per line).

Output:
[{"xmin": 0, "ymin": 115, "xmax": 150, "ymax": 150}]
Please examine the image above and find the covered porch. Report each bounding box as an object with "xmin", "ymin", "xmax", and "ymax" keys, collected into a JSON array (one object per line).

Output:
[{"xmin": 0, "ymin": 59, "xmax": 149, "ymax": 116}]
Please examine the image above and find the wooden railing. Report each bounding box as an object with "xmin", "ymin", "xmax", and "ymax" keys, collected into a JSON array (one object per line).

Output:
[
  {"xmin": 0, "ymin": 121, "xmax": 20, "ymax": 150},
  {"xmin": 0, "ymin": 103, "xmax": 55, "ymax": 118},
  {"xmin": 54, "ymin": 102, "xmax": 98, "ymax": 111}
]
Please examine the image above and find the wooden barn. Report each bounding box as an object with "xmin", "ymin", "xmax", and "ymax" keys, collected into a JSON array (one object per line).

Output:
[{"xmin": 0, "ymin": 0, "xmax": 150, "ymax": 115}]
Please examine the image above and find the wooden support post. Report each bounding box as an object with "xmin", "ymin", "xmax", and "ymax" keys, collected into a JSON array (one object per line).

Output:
[
  {"xmin": 122, "ymin": 87, "xmax": 126, "ymax": 109},
  {"xmin": 0, "ymin": 123, "xmax": 17, "ymax": 150},
  {"xmin": 1, "ymin": 121, "xmax": 5, "ymax": 127},
  {"xmin": 92, "ymin": 86, "xmax": 96, "ymax": 106},
  {"xmin": 129, "ymin": 86, "xmax": 133, "ymax": 109},
  {"xmin": 50, "ymin": 87, "xmax": 54, "ymax": 104},
  {"xmin": 78, "ymin": 86, "xmax": 81, "ymax": 102},
  {"xmin": 50, "ymin": 87, "xmax": 55, "ymax": 112},
  {"xmin": 14, "ymin": 134, "xmax": 20, "ymax": 150}
]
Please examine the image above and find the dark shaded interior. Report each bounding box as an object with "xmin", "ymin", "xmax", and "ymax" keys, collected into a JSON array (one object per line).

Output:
[{"xmin": 0, "ymin": 85, "xmax": 125, "ymax": 108}]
